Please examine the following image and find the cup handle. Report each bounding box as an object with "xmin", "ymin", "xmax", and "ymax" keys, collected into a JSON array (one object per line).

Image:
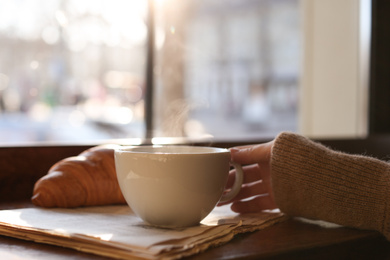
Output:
[{"xmin": 219, "ymin": 162, "xmax": 243, "ymax": 203}]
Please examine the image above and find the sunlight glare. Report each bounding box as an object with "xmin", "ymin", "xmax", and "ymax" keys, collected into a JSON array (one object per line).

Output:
[
  {"xmin": 154, "ymin": 0, "xmax": 165, "ymax": 7},
  {"xmin": 96, "ymin": 233, "xmax": 114, "ymax": 241},
  {"xmin": 1, "ymin": 211, "xmax": 31, "ymax": 227}
]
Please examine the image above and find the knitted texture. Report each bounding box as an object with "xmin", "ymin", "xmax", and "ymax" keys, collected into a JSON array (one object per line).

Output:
[{"xmin": 271, "ymin": 132, "xmax": 390, "ymax": 240}]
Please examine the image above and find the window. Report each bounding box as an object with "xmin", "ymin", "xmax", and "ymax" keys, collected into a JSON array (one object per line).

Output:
[
  {"xmin": 153, "ymin": 0, "xmax": 300, "ymax": 139},
  {"xmin": 0, "ymin": 0, "xmax": 148, "ymax": 144},
  {"xmin": 0, "ymin": 0, "xmax": 301, "ymax": 144}
]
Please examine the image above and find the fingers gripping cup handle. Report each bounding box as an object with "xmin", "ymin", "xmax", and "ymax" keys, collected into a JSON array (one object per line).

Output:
[{"xmin": 219, "ymin": 162, "xmax": 243, "ymax": 203}]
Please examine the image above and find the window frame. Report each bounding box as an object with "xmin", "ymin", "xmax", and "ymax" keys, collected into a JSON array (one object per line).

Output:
[{"xmin": 369, "ymin": 0, "xmax": 390, "ymax": 133}]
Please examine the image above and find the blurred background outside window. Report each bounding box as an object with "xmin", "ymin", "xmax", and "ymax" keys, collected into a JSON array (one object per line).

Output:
[
  {"xmin": 154, "ymin": 0, "xmax": 300, "ymax": 139},
  {"xmin": 0, "ymin": 0, "xmax": 300, "ymax": 144}
]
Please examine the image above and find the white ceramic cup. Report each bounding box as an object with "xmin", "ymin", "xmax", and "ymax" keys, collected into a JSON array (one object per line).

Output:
[{"xmin": 114, "ymin": 145, "xmax": 243, "ymax": 228}]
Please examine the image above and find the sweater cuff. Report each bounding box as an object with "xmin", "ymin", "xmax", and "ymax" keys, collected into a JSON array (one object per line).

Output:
[{"xmin": 271, "ymin": 132, "xmax": 390, "ymax": 239}]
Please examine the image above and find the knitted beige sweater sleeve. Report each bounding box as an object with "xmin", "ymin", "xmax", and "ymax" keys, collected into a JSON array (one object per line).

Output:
[{"xmin": 271, "ymin": 132, "xmax": 390, "ymax": 240}]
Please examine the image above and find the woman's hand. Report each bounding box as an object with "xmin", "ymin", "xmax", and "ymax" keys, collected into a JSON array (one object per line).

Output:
[{"xmin": 219, "ymin": 141, "xmax": 277, "ymax": 213}]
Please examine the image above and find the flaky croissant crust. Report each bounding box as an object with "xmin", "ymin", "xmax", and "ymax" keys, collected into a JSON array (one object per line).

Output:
[{"xmin": 32, "ymin": 144, "xmax": 126, "ymax": 208}]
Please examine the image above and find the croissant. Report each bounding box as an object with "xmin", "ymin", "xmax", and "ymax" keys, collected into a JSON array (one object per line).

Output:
[{"xmin": 31, "ymin": 144, "xmax": 126, "ymax": 208}]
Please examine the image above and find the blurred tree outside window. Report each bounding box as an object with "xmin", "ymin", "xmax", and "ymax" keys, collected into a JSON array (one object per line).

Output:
[{"xmin": 0, "ymin": 0, "xmax": 300, "ymax": 144}]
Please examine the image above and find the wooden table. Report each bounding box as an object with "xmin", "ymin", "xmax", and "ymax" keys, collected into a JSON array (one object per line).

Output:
[
  {"xmin": 1, "ymin": 137, "xmax": 390, "ymax": 259},
  {"xmin": 0, "ymin": 200, "xmax": 389, "ymax": 260}
]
